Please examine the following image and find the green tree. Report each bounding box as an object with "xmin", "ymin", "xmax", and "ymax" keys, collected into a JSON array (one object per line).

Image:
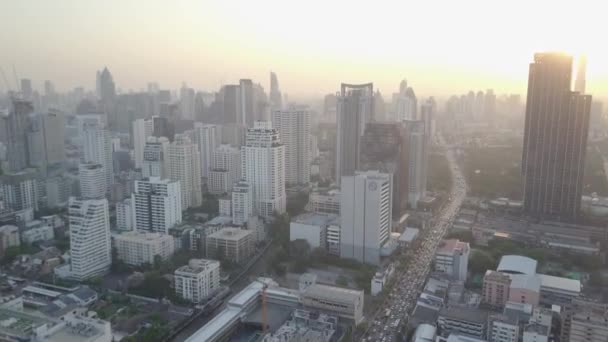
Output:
[
  {"xmin": 336, "ymin": 275, "xmax": 349, "ymax": 287},
  {"xmin": 153, "ymin": 254, "xmax": 163, "ymax": 270},
  {"xmin": 469, "ymin": 250, "xmax": 496, "ymax": 274}
]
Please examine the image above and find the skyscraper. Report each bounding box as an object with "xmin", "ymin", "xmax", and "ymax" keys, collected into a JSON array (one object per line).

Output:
[
  {"xmin": 96, "ymin": 67, "xmax": 116, "ymax": 102},
  {"xmin": 340, "ymin": 171, "xmax": 392, "ymax": 265},
  {"xmin": 404, "ymin": 120, "xmax": 428, "ymax": 208},
  {"xmin": 521, "ymin": 52, "xmax": 592, "ymax": 220},
  {"xmin": 82, "ymin": 120, "xmax": 114, "ymax": 189},
  {"xmin": 574, "ymin": 55, "xmax": 587, "ymax": 93},
  {"xmin": 132, "ymin": 177, "xmax": 182, "ymax": 234},
  {"xmin": 393, "ymin": 80, "xmax": 417, "ymax": 122},
  {"xmin": 180, "ymin": 83, "xmax": 196, "ymax": 120},
  {"xmin": 132, "ymin": 118, "xmax": 154, "ymax": 169},
  {"xmin": 20, "ymin": 79, "xmax": 33, "ymax": 100},
  {"xmin": 360, "ymin": 122, "xmax": 409, "ymax": 217},
  {"xmin": 241, "ymin": 121, "xmax": 286, "ymax": 218},
  {"xmin": 208, "ymin": 144, "xmax": 241, "ymax": 195},
  {"xmin": 239, "ymin": 79, "xmax": 254, "ymax": 126},
  {"xmin": 272, "ymin": 106, "xmax": 311, "ymax": 185},
  {"xmin": 168, "ymin": 134, "xmax": 202, "ymax": 209},
  {"xmin": 192, "ymin": 123, "xmax": 221, "ymax": 179},
  {"xmin": 270, "ymin": 72, "xmax": 282, "ymax": 111},
  {"xmin": 222, "ymin": 85, "xmax": 240, "ymax": 125},
  {"xmin": 232, "ymin": 180, "xmax": 253, "ymax": 225},
  {"xmin": 3, "ymin": 98, "xmax": 33, "ymax": 172},
  {"xmin": 336, "ymin": 83, "xmax": 373, "ymax": 179},
  {"xmin": 66, "ymin": 197, "xmax": 111, "ymax": 281}
]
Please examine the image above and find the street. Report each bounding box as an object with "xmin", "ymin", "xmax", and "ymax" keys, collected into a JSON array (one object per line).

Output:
[{"xmin": 360, "ymin": 136, "xmax": 467, "ymax": 342}]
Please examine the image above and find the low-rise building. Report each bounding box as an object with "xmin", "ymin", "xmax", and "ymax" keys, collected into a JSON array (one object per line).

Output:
[
  {"xmin": 21, "ymin": 220, "xmax": 54, "ymax": 244},
  {"xmin": 174, "ymin": 259, "xmax": 221, "ymax": 304},
  {"xmin": 488, "ymin": 314, "xmax": 520, "ymax": 342},
  {"xmin": 206, "ymin": 227, "xmax": 254, "ymax": 264},
  {"xmin": 538, "ymin": 273, "xmax": 580, "ymax": 306},
  {"xmin": 0, "ymin": 224, "xmax": 20, "ymax": 256},
  {"xmin": 112, "ymin": 231, "xmax": 175, "ymax": 266},
  {"xmin": 307, "ymin": 188, "xmax": 340, "ymax": 215},
  {"xmin": 561, "ymin": 298, "xmax": 608, "ymax": 342},
  {"xmin": 290, "ymin": 213, "xmax": 337, "ymax": 249},
  {"xmin": 508, "ymin": 274, "xmax": 540, "ymax": 306},
  {"xmin": 300, "ymin": 283, "xmax": 364, "ymax": 324},
  {"xmin": 437, "ymin": 306, "xmax": 488, "ymax": 339},
  {"xmin": 371, "ymin": 263, "xmax": 395, "ymax": 296},
  {"xmin": 262, "ymin": 309, "xmax": 337, "ymax": 342},
  {"xmin": 522, "ymin": 323, "xmax": 549, "ymax": 342},
  {"xmin": 326, "ymin": 218, "xmax": 341, "ymax": 256},
  {"xmin": 435, "ymin": 239, "xmax": 470, "ymax": 281}
]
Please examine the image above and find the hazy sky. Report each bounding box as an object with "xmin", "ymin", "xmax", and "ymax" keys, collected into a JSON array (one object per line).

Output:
[{"xmin": 1, "ymin": 0, "xmax": 606, "ymax": 99}]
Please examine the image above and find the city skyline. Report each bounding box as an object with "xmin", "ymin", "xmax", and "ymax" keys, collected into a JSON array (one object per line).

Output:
[{"xmin": 1, "ymin": 0, "xmax": 606, "ymax": 99}]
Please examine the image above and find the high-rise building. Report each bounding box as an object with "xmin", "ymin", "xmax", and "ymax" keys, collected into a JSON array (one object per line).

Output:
[
  {"xmin": 78, "ymin": 163, "xmax": 106, "ymax": 199},
  {"xmin": 336, "ymin": 83, "xmax": 373, "ymax": 179},
  {"xmin": 0, "ymin": 169, "xmax": 39, "ymax": 212},
  {"xmin": 142, "ymin": 136, "xmax": 170, "ymax": 178},
  {"xmin": 323, "ymin": 93, "xmax": 337, "ymax": 122},
  {"xmin": 180, "ymin": 84, "xmax": 196, "ymax": 120},
  {"xmin": 574, "ymin": 55, "xmax": 587, "ymax": 93},
  {"xmin": 222, "ymin": 85, "xmax": 240, "ymax": 125},
  {"xmin": 393, "ymin": 80, "xmax": 417, "ymax": 122},
  {"xmin": 82, "ymin": 120, "xmax": 114, "ymax": 189},
  {"xmin": 270, "ymin": 72, "xmax": 282, "ymax": 111},
  {"xmin": 132, "ymin": 177, "xmax": 182, "ymax": 234},
  {"xmin": 420, "ymin": 97, "xmax": 436, "ymax": 143},
  {"xmin": 20, "ymin": 79, "xmax": 33, "ymax": 100},
  {"xmin": 239, "ymin": 79, "xmax": 254, "ymax": 126},
  {"xmin": 209, "ymin": 144, "xmax": 241, "ymax": 195},
  {"xmin": 374, "ymin": 90, "xmax": 386, "ymax": 121},
  {"xmin": 521, "ymin": 53, "xmax": 592, "ymax": 220},
  {"xmin": 241, "ymin": 121, "xmax": 286, "ymax": 218},
  {"xmin": 174, "ymin": 258, "xmax": 220, "ymax": 303},
  {"xmin": 132, "ymin": 118, "xmax": 154, "ymax": 169},
  {"xmin": 404, "ymin": 120, "xmax": 428, "ymax": 208},
  {"xmin": 152, "ymin": 116, "xmax": 175, "ymax": 142},
  {"xmin": 26, "ymin": 109, "xmax": 66, "ymax": 170},
  {"xmin": 3, "ymin": 98, "xmax": 33, "ymax": 172},
  {"xmin": 116, "ymin": 198, "xmax": 133, "ymax": 231},
  {"xmin": 96, "ymin": 67, "xmax": 116, "ymax": 102},
  {"xmin": 66, "ymin": 197, "xmax": 111, "ymax": 281},
  {"xmin": 360, "ymin": 122, "xmax": 409, "ymax": 217},
  {"xmin": 192, "ymin": 123, "xmax": 221, "ymax": 179},
  {"xmin": 340, "ymin": 171, "xmax": 392, "ymax": 265},
  {"xmin": 168, "ymin": 134, "xmax": 202, "ymax": 209},
  {"xmin": 272, "ymin": 106, "xmax": 311, "ymax": 185},
  {"xmin": 232, "ymin": 180, "xmax": 253, "ymax": 225}
]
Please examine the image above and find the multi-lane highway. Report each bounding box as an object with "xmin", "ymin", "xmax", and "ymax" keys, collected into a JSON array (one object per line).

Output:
[{"xmin": 360, "ymin": 138, "xmax": 466, "ymax": 342}]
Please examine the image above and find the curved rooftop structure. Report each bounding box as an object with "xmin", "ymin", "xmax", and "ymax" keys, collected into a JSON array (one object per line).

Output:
[{"xmin": 497, "ymin": 255, "xmax": 538, "ymax": 275}]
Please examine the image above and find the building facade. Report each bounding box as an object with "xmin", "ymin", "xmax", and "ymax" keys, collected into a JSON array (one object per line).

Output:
[
  {"xmin": 132, "ymin": 177, "xmax": 182, "ymax": 234},
  {"xmin": 168, "ymin": 134, "xmax": 202, "ymax": 209},
  {"xmin": 112, "ymin": 231, "xmax": 175, "ymax": 266},
  {"xmin": 272, "ymin": 106, "xmax": 311, "ymax": 185},
  {"xmin": 174, "ymin": 258, "xmax": 221, "ymax": 303}
]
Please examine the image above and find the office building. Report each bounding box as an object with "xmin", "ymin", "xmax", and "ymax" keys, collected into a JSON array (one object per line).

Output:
[
  {"xmin": 192, "ymin": 123, "xmax": 221, "ymax": 179},
  {"xmin": 132, "ymin": 118, "xmax": 153, "ymax": 169},
  {"xmin": 488, "ymin": 314, "xmax": 520, "ymax": 342},
  {"xmin": 132, "ymin": 177, "xmax": 182, "ymax": 234},
  {"xmin": 361, "ymin": 122, "xmax": 409, "ymax": 216},
  {"xmin": 301, "ymin": 283, "xmax": 364, "ymax": 324},
  {"xmin": 336, "ymin": 83, "xmax": 373, "ymax": 179},
  {"xmin": 142, "ymin": 136, "xmax": 170, "ymax": 178},
  {"xmin": 308, "ymin": 188, "xmax": 340, "ymax": 215},
  {"xmin": 78, "ymin": 163, "xmax": 106, "ymax": 199},
  {"xmin": 82, "ymin": 120, "xmax": 113, "ymax": 188},
  {"xmin": 0, "ymin": 169, "xmax": 39, "ymax": 212},
  {"xmin": 340, "ymin": 171, "xmax": 392, "ymax": 265},
  {"xmin": 168, "ymin": 134, "xmax": 202, "ymax": 209},
  {"xmin": 521, "ymin": 53, "xmax": 592, "ymax": 220},
  {"xmin": 574, "ymin": 55, "xmax": 587, "ymax": 93},
  {"xmin": 206, "ymin": 227, "xmax": 254, "ymax": 264},
  {"xmin": 112, "ymin": 231, "xmax": 175, "ymax": 266},
  {"xmin": 241, "ymin": 121, "xmax": 286, "ymax": 218},
  {"xmin": 116, "ymin": 198, "xmax": 133, "ymax": 231},
  {"xmin": 174, "ymin": 258, "xmax": 221, "ymax": 303},
  {"xmin": 272, "ymin": 106, "xmax": 311, "ymax": 185},
  {"xmin": 27, "ymin": 110, "xmax": 66, "ymax": 169},
  {"xmin": 65, "ymin": 197, "xmax": 111, "ymax": 281},
  {"xmin": 435, "ymin": 239, "xmax": 470, "ymax": 281},
  {"xmin": 231, "ymin": 180, "xmax": 253, "ymax": 225},
  {"xmin": 404, "ymin": 120, "xmax": 428, "ymax": 208},
  {"xmin": 3, "ymin": 98, "xmax": 33, "ymax": 172}
]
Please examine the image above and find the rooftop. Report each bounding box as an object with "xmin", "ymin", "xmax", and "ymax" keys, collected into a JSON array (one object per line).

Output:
[
  {"xmin": 303, "ymin": 284, "xmax": 363, "ymax": 303},
  {"xmin": 509, "ymin": 274, "xmax": 541, "ymax": 292},
  {"xmin": 399, "ymin": 227, "xmax": 420, "ymax": 243},
  {"xmin": 497, "ymin": 255, "xmax": 538, "ymax": 275},
  {"xmin": 439, "ymin": 306, "xmax": 489, "ymax": 324},
  {"xmin": 538, "ymin": 273, "xmax": 581, "ymax": 293},
  {"xmin": 291, "ymin": 213, "xmax": 336, "ymax": 226},
  {"xmin": 175, "ymin": 259, "xmax": 220, "ymax": 275},
  {"xmin": 208, "ymin": 227, "xmax": 253, "ymax": 241},
  {"xmin": 437, "ymin": 239, "xmax": 469, "ymax": 255},
  {"xmin": 524, "ymin": 322, "xmax": 549, "ymax": 335}
]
